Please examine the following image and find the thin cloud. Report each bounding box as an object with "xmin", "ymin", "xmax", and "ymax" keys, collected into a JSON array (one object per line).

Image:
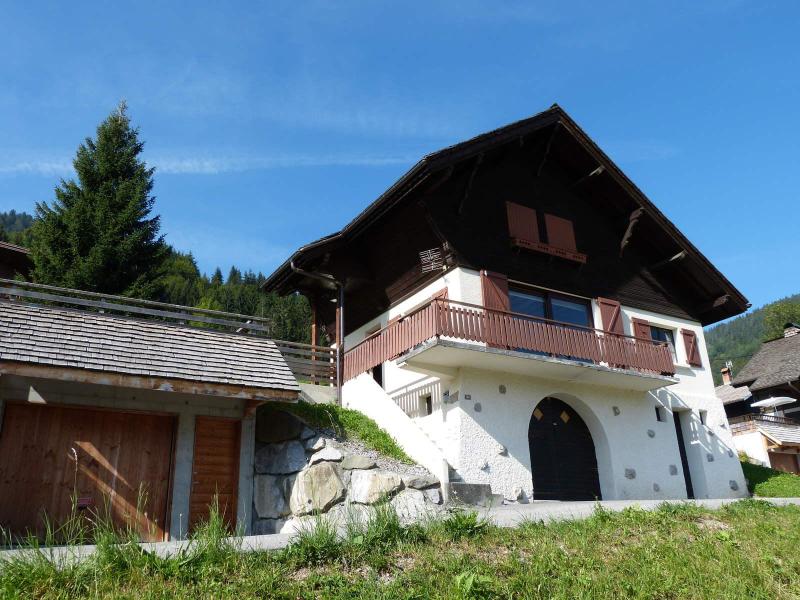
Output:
[
  {"xmin": 0, "ymin": 159, "xmax": 73, "ymax": 176},
  {"xmin": 0, "ymin": 153, "xmax": 417, "ymax": 177}
]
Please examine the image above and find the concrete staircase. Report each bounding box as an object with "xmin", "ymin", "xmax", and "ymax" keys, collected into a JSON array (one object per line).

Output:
[{"xmin": 341, "ymin": 374, "xmax": 503, "ymax": 506}]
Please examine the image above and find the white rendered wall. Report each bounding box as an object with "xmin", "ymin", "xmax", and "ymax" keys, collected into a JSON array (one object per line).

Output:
[
  {"xmin": 733, "ymin": 431, "xmax": 769, "ymax": 466},
  {"xmin": 343, "ymin": 268, "xmax": 746, "ymax": 501}
]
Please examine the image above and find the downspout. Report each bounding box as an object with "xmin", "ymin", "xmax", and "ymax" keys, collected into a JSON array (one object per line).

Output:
[{"xmin": 289, "ymin": 261, "xmax": 344, "ymax": 405}]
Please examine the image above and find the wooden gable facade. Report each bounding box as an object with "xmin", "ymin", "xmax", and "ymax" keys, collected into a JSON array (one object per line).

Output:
[{"xmin": 264, "ymin": 105, "xmax": 748, "ymax": 339}]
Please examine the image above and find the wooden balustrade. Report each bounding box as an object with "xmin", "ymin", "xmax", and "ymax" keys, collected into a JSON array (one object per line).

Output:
[
  {"xmin": 273, "ymin": 340, "xmax": 337, "ymax": 384},
  {"xmin": 729, "ymin": 413, "xmax": 800, "ymax": 434},
  {"xmin": 344, "ymin": 298, "xmax": 675, "ymax": 382}
]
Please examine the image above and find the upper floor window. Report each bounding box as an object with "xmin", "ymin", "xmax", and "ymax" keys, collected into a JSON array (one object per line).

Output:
[
  {"xmin": 650, "ymin": 326, "xmax": 677, "ymax": 362},
  {"xmin": 509, "ymin": 288, "xmax": 592, "ymax": 328}
]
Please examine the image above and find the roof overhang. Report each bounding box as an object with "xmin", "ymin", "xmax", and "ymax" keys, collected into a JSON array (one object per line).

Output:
[
  {"xmin": 263, "ymin": 104, "xmax": 749, "ymax": 324},
  {"xmin": 0, "ymin": 361, "xmax": 299, "ymax": 403}
]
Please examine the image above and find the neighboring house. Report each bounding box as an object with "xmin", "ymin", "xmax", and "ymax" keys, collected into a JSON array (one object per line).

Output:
[
  {"xmin": 0, "ymin": 283, "xmax": 299, "ymax": 541},
  {"xmin": 0, "ymin": 240, "xmax": 32, "ymax": 279},
  {"xmin": 264, "ymin": 104, "xmax": 750, "ymax": 502},
  {"xmin": 722, "ymin": 324, "xmax": 800, "ymax": 474}
]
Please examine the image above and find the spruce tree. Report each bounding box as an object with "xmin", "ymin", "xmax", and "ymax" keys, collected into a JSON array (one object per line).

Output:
[{"xmin": 30, "ymin": 102, "xmax": 167, "ymax": 297}]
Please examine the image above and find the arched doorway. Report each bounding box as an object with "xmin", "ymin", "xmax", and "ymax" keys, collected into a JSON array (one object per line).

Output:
[{"xmin": 529, "ymin": 397, "xmax": 601, "ymax": 500}]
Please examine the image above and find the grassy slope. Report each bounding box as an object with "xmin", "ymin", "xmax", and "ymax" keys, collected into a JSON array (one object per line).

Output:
[
  {"xmin": 742, "ymin": 460, "xmax": 800, "ymax": 498},
  {"xmin": 278, "ymin": 400, "xmax": 413, "ymax": 464},
  {"xmin": 3, "ymin": 501, "xmax": 800, "ymax": 599}
]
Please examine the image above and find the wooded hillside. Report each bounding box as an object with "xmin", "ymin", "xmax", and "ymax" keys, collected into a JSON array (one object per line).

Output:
[{"xmin": 706, "ymin": 293, "xmax": 800, "ymax": 385}]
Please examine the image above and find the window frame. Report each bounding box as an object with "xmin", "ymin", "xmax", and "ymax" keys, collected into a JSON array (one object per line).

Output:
[
  {"xmin": 508, "ymin": 285, "xmax": 595, "ymax": 329},
  {"xmin": 649, "ymin": 325, "xmax": 678, "ymax": 363}
]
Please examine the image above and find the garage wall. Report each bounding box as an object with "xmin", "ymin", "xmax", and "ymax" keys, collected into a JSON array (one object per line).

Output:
[{"xmin": 0, "ymin": 374, "xmax": 253, "ymax": 540}]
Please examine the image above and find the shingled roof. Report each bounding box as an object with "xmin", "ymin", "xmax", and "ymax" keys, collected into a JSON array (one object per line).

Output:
[
  {"xmin": 714, "ymin": 383, "xmax": 752, "ymax": 405},
  {"xmin": 0, "ymin": 300, "xmax": 299, "ymax": 393},
  {"xmin": 732, "ymin": 332, "xmax": 800, "ymax": 392}
]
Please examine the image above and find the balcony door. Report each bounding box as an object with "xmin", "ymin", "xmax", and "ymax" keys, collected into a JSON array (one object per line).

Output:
[
  {"xmin": 509, "ymin": 289, "xmax": 593, "ymax": 360},
  {"xmin": 509, "ymin": 289, "xmax": 592, "ymax": 328},
  {"xmin": 528, "ymin": 397, "xmax": 601, "ymax": 500}
]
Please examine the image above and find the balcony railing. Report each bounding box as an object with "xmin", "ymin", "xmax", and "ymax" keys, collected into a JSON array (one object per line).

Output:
[
  {"xmin": 729, "ymin": 414, "xmax": 800, "ymax": 434},
  {"xmin": 343, "ymin": 298, "xmax": 675, "ymax": 382}
]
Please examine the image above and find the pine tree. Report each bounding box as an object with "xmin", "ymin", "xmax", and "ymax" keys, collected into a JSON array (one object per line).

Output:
[{"xmin": 29, "ymin": 102, "xmax": 167, "ymax": 297}]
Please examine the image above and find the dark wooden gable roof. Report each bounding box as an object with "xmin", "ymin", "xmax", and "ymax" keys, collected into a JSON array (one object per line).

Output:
[{"xmin": 264, "ymin": 105, "xmax": 748, "ymax": 326}]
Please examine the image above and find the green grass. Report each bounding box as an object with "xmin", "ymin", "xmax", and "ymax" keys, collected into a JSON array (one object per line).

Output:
[
  {"xmin": 741, "ymin": 459, "xmax": 800, "ymax": 497},
  {"xmin": 3, "ymin": 501, "xmax": 800, "ymax": 599},
  {"xmin": 279, "ymin": 400, "xmax": 413, "ymax": 463}
]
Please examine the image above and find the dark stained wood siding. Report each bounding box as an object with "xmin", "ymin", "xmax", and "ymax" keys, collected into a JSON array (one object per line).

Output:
[
  {"xmin": 426, "ymin": 140, "xmax": 698, "ymax": 323},
  {"xmin": 189, "ymin": 416, "xmax": 240, "ymax": 532},
  {"xmin": 0, "ymin": 403, "xmax": 175, "ymax": 542}
]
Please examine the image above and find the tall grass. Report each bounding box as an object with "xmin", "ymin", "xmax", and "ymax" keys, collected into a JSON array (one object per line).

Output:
[{"xmin": 2, "ymin": 500, "xmax": 800, "ymax": 598}]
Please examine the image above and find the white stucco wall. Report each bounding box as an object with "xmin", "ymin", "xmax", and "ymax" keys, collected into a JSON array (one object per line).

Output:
[
  {"xmin": 343, "ymin": 269, "xmax": 746, "ymax": 501},
  {"xmin": 733, "ymin": 431, "xmax": 769, "ymax": 466}
]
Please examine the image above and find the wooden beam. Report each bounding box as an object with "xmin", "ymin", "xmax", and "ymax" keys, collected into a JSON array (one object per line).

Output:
[
  {"xmin": 536, "ymin": 122, "xmax": 560, "ymax": 177},
  {"xmin": 649, "ymin": 250, "xmax": 687, "ymax": 271},
  {"xmin": 457, "ymin": 154, "xmax": 483, "ymax": 215},
  {"xmin": 569, "ymin": 165, "xmax": 605, "ymax": 189},
  {"xmin": 696, "ymin": 294, "xmax": 730, "ymax": 314},
  {"xmin": 0, "ymin": 362, "xmax": 299, "ymax": 403},
  {"xmin": 619, "ymin": 208, "xmax": 645, "ymax": 257}
]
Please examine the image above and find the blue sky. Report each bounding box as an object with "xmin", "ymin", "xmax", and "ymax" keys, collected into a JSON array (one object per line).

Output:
[{"xmin": 0, "ymin": 1, "xmax": 797, "ymax": 311}]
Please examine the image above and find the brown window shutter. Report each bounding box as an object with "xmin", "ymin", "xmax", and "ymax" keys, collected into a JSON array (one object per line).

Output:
[
  {"xmin": 680, "ymin": 329, "xmax": 702, "ymax": 367},
  {"xmin": 632, "ymin": 318, "xmax": 652, "ymax": 340},
  {"xmin": 597, "ymin": 297, "xmax": 624, "ymax": 335},
  {"xmin": 544, "ymin": 214, "xmax": 577, "ymax": 252},
  {"xmin": 480, "ymin": 270, "xmax": 510, "ymax": 312},
  {"xmin": 506, "ymin": 202, "xmax": 540, "ymax": 243}
]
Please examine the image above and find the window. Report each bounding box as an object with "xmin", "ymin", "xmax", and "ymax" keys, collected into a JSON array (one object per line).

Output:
[
  {"xmin": 650, "ymin": 326, "xmax": 677, "ymax": 362},
  {"xmin": 655, "ymin": 406, "xmax": 667, "ymax": 422},
  {"xmin": 509, "ymin": 289, "xmax": 591, "ymax": 328},
  {"xmin": 421, "ymin": 394, "xmax": 433, "ymax": 416},
  {"xmin": 699, "ymin": 410, "xmax": 707, "ymax": 425}
]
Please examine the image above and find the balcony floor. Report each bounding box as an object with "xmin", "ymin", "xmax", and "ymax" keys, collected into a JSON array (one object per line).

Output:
[{"xmin": 399, "ymin": 338, "xmax": 678, "ymax": 392}]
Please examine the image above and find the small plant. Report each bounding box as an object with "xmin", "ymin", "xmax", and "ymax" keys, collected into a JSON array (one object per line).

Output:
[
  {"xmin": 454, "ymin": 570, "xmax": 495, "ymax": 599},
  {"xmin": 283, "ymin": 514, "xmax": 341, "ymax": 566},
  {"xmin": 440, "ymin": 510, "xmax": 489, "ymax": 541}
]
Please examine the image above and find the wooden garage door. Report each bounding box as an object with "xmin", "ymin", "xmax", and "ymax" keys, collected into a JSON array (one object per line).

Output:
[
  {"xmin": 768, "ymin": 451, "xmax": 800, "ymax": 474},
  {"xmin": 189, "ymin": 416, "xmax": 240, "ymax": 532},
  {"xmin": 0, "ymin": 403, "xmax": 175, "ymax": 542}
]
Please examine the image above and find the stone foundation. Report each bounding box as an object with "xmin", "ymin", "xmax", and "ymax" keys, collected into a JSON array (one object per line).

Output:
[{"xmin": 252, "ymin": 405, "xmax": 443, "ymax": 534}]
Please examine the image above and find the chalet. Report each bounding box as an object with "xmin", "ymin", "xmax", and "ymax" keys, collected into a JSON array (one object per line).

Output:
[
  {"xmin": 722, "ymin": 324, "xmax": 800, "ymax": 474},
  {"xmin": 0, "ymin": 281, "xmax": 301, "ymax": 541},
  {"xmin": 265, "ymin": 105, "xmax": 750, "ymax": 502},
  {"xmin": 0, "ymin": 241, "xmax": 32, "ymax": 279}
]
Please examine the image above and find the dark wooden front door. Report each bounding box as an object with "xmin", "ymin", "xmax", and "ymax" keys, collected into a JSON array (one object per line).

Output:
[
  {"xmin": 672, "ymin": 412, "xmax": 694, "ymax": 499},
  {"xmin": 529, "ymin": 397, "xmax": 601, "ymax": 500},
  {"xmin": 0, "ymin": 403, "xmax": 175, "ymax": 542},
  {"xmin": 189, "ymin": 416, "xmax": 240, "ymax": 532}
]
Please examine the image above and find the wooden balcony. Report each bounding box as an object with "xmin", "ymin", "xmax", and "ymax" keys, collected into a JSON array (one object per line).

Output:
[
  {"xmin": 344, "ymin": 298, "xmax": 676, "ymax": 383},
  {"xmin": 729, "ymin": 414, "xmax": 800, "ymax": 435}
]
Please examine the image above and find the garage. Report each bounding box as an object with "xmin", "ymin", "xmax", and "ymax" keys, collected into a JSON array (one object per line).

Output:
[{"xmin": 0, "ymin": 402, "xmax": 176, "ymax": 542}]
